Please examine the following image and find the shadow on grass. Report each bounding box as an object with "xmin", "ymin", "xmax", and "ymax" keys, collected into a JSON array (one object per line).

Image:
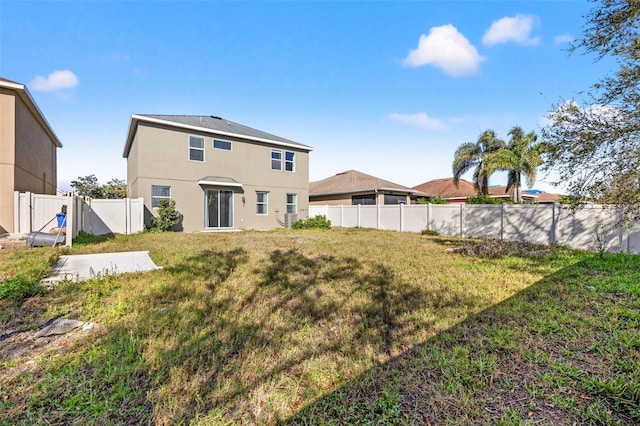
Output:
[
  {"xmin": 282, "ymin": 253, "xmax": 640, "ymax": 425},
  {"xmin": 137, "ymin": 247, "xmax": 484, "ymax": 423},
  {"xmin": 11, "ymin": 247, "xmax": 638, "ymax": 425}
]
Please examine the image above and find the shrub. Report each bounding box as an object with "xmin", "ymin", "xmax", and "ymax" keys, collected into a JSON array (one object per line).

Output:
[
  {"xmin": 415, "ymin": 196, "xmax": 448, "ymax": 204},
  {"xmin": 459, "ymin": 239, "xmax": 548, "ymax": 258},
  {"xmin": 151, "ymin": 199, "xmax": 182, "ymax": 232},
  {"xmin": 466, "ymin": 194, "xmax": 506, "ymax": 204},
  {"xmin": 292, "ymin": 215, "xmax": 331, "ymax": 230},
  {"xmin": 421, "ymin": 229, "xmax": 439, "ymax": 236},
  {"xmin": 0, "ymin": 275, "xmax": 43, "ymax": 300},
  {"xmin": 73, "ymin": 231, "xmax": 115, "ymax": 245}
]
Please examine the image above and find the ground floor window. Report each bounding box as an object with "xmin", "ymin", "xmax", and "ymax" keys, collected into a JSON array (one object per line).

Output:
[
  {"xmin": 384, "ymin": 194, "xmax": 406, "ymax": 205},
  {"xmin": 206, "ymin": 189, "xmax": 233, "ymax": 228},
  {"xmin": 151, "ymin": 185, "xmax": 171, "ymax": 208},
  {"xmin": 256, "ymin": 191, "xmax": 268, "ymax": 215},
  {"xmin": 286, "ymin": 193, "xmax": 297, "ymax": 214},
  {"xmin": 352, "ymin": 194, "xmax": 376, "ymax": 205}
]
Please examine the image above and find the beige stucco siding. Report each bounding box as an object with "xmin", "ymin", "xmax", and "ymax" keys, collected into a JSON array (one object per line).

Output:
[
  {"xmin": 131, "ymin": 122, "xmax": 309, "ymax": 232},
  {"xmin": 126, "ymin": 129, "xmax": 140, "ymax": 199},
  {"xmin": 13, "ymin": 96, "xmax": 57, "ymax": 194},
  {"xmin": 0, "ymin": 88, "xmax": 59, "ymax": 233},
  {"xmin": 0, "ymin": 91, "xmax": 16, "ymax": 233}
]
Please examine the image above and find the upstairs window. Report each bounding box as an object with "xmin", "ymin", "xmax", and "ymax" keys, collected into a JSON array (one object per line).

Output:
[
  {"xmin": 213, "ymin": 139, "xmax": 232, "ymax": 151},
  {"xmin": 285, "ymin": 151, "xmax": 295, "ymax": 172},
  {"xmin": 271, "ymin": 149, "xmax": 282, "ymax": 170},
  {"xmin": 189, "ymin": 136, "xmax": 204, "ymax": 161}
]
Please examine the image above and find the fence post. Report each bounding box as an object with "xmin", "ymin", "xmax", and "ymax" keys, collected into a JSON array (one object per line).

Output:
[
  {"xmin": 340, "ymin": 205, "xmax": 344, "ymax": 227},
  {"xmin": 125, "ymin": 197, "xmax": 131, "ymax": 234},
  {"xmin": 13, "ymin": 191, "xmax": 20, "ymax": 233},
  {"xmin": 26, "ymin": 191, "xmax": 33, "ymax": 233},
  {"xmin": 65, "ymin": 194, "xmax": 74, "ymax": 247},
  {"xmin": 551, "ymin": 203, "xmax": 557, "ymax": 245},
  {"xmin": 357, "ymin": 204, "xmax": 361, "ymax": 228},
  {"xmin": 427, "ymin": 203, "xmax": 431, "ymax": 231},
  {"xmin": 460, "ymin": 203, "xmax": 464, "ymax": 237},
  {"xmin": 400, "ymin": 203, "xmax": 404, "ymax": 232},
  {"xmin": 377, "ymin": 203, "xmax": 381, "ymax": 230},
  {"xmin": 500, "ymin": 203, "xmax": 506, "ymax": 240}
]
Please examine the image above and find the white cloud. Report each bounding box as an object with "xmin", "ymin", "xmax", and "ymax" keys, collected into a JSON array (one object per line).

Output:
[
  {"xmin": 483, "ymin": 14, "xmax": 540, "ymax": 46},
  {"xmin": 554, "ymin": 34, "xmax": 574, "ymax": 45},
  {"xmin": 29, "ymin": 70, "xmax": 79, "ymax": 91},
  {"xmin": 388, "ymin": 112, "xmax": 447, "ymax": 130},
  {"xmin": 403, "ymin": 24, "xmax": 485, "ymax": 77}
]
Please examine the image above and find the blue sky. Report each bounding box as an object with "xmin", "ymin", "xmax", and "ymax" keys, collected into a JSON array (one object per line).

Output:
[{"xmin": 1, "ymin": 0, "xmax": 612, "ymax": 193}]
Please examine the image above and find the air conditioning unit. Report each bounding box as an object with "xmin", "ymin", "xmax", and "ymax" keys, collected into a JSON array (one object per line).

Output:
[{"xmin": 284, "ymin": 213, "xmax": 298, "ymax": 228}]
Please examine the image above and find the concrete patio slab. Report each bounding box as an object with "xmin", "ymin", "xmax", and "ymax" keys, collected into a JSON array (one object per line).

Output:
[{"xmin": 44, "ymin": 251, "xmax": 161, "ymax": 284}]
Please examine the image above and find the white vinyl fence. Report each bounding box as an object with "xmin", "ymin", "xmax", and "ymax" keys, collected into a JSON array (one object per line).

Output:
[
  {"xmin": 14, "ymin": 192, "xmax": 144, "ymax": 246},
  {"xmin": 310, "ymin": 203, "xmax": 640, "ymax": 254}
]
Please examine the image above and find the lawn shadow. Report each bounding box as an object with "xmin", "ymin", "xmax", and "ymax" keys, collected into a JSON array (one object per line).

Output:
[
  {"xmin": 282, "ymin": 254, "xmax": 640, "ymax": 425},
  {"xmin": 139, "ymin": 246, "xmax": 485, "ymax": 423}
]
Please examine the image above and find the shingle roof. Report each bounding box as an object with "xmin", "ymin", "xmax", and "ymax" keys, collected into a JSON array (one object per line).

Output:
[
  {"xmin": 412, "ymin": 178, "xmax": 478, "ymax": 198},
  {"xmin": 310, "ymin": 170, "xmax": 416, "ymax": 197},
  {"xmin": 123, "ymin": 114, "xmax": 311, "ymax": 157}
]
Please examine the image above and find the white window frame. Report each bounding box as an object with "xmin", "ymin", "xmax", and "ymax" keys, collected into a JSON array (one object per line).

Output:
[
  {"xmin": 213, "ymin": 139, "xmax": 233, "ymax": 151},
  {"xmin": 256, "ymin": 191, "xmax": 268, "ymax": 215},
  {"xmin": 151, "ymin": 185, "xmax": 171, "ymax": 208},
  {"xmin": 271, "ymin": 149, "xmax": 282, "ymax": 171},
  {"xmin": 286, "ymin": 193, "xmax": 297, "ymax": 214},
  {"xmin": 189, "ymin": 135, "xmax": 205, "ymax": 162},
  {"xmin": 284, "ymin": 151, "xmax": 295, "ymax": 172}
]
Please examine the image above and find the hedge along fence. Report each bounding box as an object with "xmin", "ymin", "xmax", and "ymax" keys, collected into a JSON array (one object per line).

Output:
[{"xmin": 309, "ymin": 203, "xmax": 640, "ymax": 254}]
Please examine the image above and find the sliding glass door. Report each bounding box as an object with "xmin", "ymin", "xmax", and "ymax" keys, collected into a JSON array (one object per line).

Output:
[{"xmin": 206, "ymin": 189, "xmax": 233, "ymax": 228}]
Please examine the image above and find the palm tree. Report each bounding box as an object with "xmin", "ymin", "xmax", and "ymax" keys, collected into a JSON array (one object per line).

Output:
[
  {"xmin": 453, "ymin": 130, "xmax": 506, "ymax": 195},
  {"xmin": 485, "ymin": 126, "xmax": 546, "ymax": 202}
]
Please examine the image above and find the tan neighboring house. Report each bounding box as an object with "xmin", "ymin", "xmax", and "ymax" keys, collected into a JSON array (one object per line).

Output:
[
  {"xmin": 412, "ymin": 177, "xmax": 561, "ymax": 204},
  {"xmin": 310, "ymin": 170, "xmax": 417, "ymax": 205},
  {"xmin": 412, "ymin": 178, "xmax": 477, "ymax": 204},
  {"xmin": 0, "ymin": 77, "xmax": 62, "ymax": 233},
  {"xmin": 123, "ymin": 114, "xmax": 313, "ymax": 232}
]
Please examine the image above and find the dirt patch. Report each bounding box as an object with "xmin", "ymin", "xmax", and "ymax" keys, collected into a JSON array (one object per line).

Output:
[{"xmin": 1, "ymin": 297, "xmax": 102, "ymax": 382}]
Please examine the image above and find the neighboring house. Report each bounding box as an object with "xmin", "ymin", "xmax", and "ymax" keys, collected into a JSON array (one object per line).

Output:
[
  {"xmin": 412, "ymin": 177, "xmax": 561, "ymax": 204},
  {"xmin": 123, "ymin": 114, "xmax": 312, "ymax": 232},
  {"xmin": 309, "ymin": 170, "xmax": 417, "ymax": 205},
  {"xmin": 412, "ymin": 177, "xmax": 477, "ymax": 204},
  {"xmin": 0, "ymin": 77, "xmax": 62, "ymax": 233}
]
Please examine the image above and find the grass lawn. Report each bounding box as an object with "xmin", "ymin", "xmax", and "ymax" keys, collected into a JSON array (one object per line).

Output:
[{"xmin": 0, "ymin": 228, "xmax": 639, "ymax": 425}]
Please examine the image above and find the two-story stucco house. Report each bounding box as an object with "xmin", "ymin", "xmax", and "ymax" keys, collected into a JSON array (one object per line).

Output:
[
  {"xmin": 0, "ymin": 77, "xmax": 62, "ymax": 233},
  {"xmin": 123, "ymin": 114, "xmax": 313, "ymax": 232}
]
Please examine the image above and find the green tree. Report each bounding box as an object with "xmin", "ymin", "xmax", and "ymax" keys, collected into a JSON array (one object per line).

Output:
[
  {"xmin": 70, "ymin": 174, "xmax": 103, "ymax": 198},
  {"xmin": 452, "ymin": 130, "xmax": 505, "ymax": 195},
  {"xmin": 485, "ymin": 127, "xmax": 546, "ymax": 202},
  {"xmin": 102, "ymin": 178, "xmax": 127, "ymax": 199},
  {"xmin": 70, "ymin": 175, "xmax": 127, "ymax": 199},
  {"xmin": 543, "ymin": 0, "xmax": 640, "ymax": 222}
]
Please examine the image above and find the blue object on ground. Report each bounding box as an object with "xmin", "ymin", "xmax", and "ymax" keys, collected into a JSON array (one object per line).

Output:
[{"xmin": 56, "ymin": 213, "xmax": 67, "ymax": 227}]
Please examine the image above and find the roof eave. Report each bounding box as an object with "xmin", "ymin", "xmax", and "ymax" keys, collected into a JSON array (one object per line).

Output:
[
  {"xmin": 310, "ymin": 187, "xmax": 416, "ymax": 198},
  {"xmin": 123, "ymin": 114, "xmax": 313, "ymax": 158},
  {"xmin": 0, "ymin": 80, "xmax": 63, "ymax": 148}
]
